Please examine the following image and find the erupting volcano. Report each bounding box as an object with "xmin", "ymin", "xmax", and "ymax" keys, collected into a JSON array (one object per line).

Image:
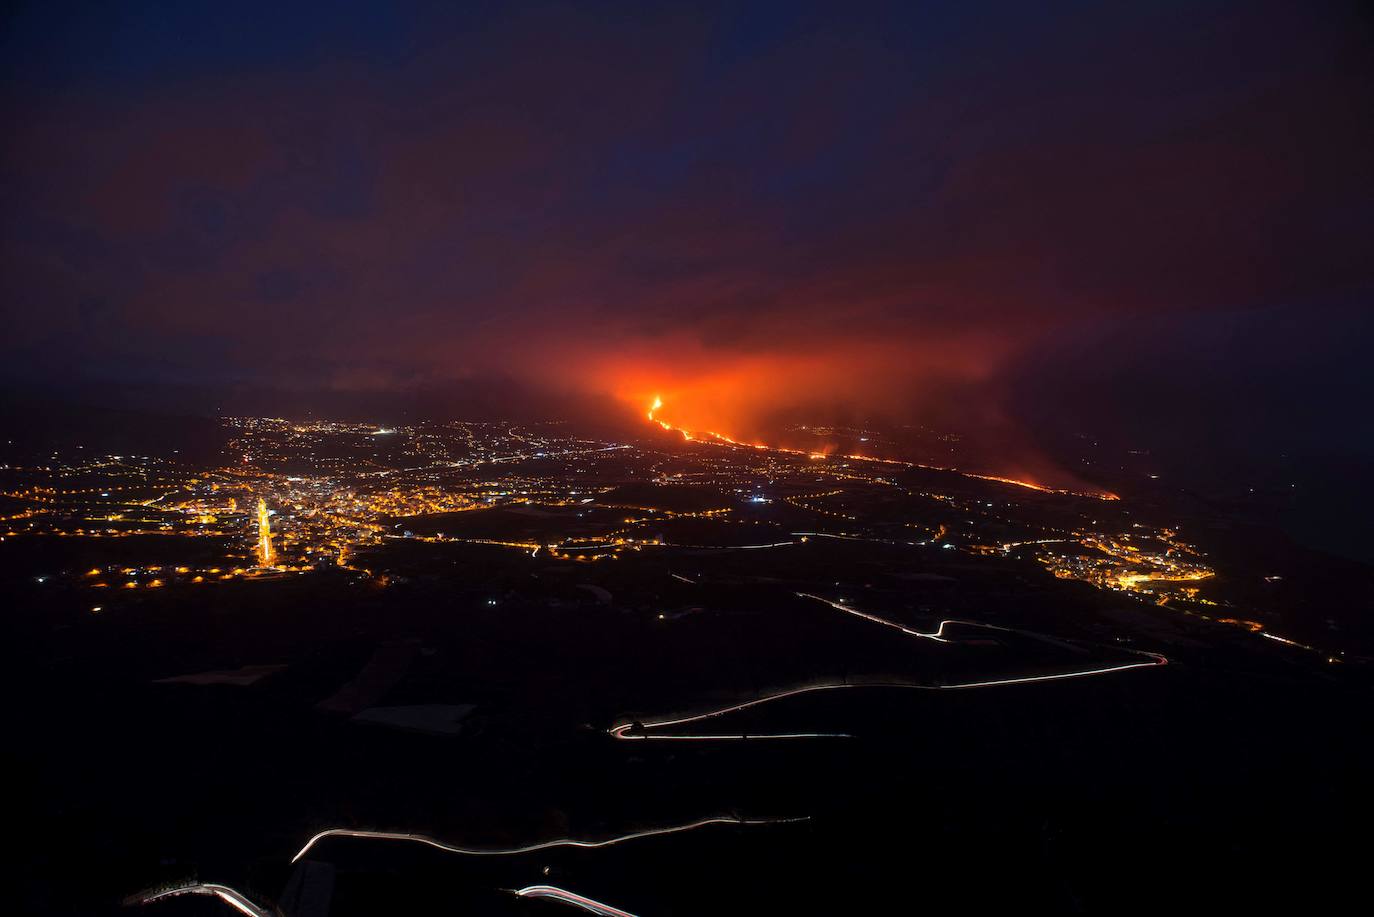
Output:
[{"xmin": 641, "ymin": 395, "xmax": 1119, "ymax": 501}]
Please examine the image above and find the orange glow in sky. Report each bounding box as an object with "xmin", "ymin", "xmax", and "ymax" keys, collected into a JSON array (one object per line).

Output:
[{"xmin": 638, "ymin": 392, "xmax": 1118, "ymax": 501}]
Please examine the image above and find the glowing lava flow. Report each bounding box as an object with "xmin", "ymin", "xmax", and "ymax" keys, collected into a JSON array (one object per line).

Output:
[
  {"xmin": 512, "ymin": 885, "xmax": 639, "ymax": 917},
  {"xmin": 291, "ymin": 814, "xmax": 807, "ymax": 863},
  {"xmin": 646, "ymin": 395, "xmax": 682, "ymax": 436},
  {"xmin": 964, "ymin": 472, "xmax": 1118, "ymax": 499},
  {"xmin": 646, "ymin": 395, "xmax": 759, "ymax": 447},
  {"xmin": 642, "ymin": 397, "xmax": 1118, "ymax": 500},
  {"xmin": 609, "ymin": 593, "xmax": 1167, "ymax": 741}
]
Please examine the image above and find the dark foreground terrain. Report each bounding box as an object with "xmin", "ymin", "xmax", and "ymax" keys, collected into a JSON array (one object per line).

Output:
[{"xmin": 6, "ymin": 417, "xmax": 1372, "ymax": 915}]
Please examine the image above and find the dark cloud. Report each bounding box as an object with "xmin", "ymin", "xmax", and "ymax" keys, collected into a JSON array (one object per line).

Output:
[{"xmin": 2, "ymin": 1, "xmax": 1371, "ymax": 463}]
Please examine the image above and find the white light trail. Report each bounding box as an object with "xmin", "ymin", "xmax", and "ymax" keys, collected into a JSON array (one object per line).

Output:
[
  {"xmin": 512, "ymin": 885, "xmax": 639, "ymax": 917},
  {"xmin": 663, "ymin": 540, "xmax": 796, "ymax": 550},
  {"xmin": 795, "ymin": 591, "xmax": 986, "ymax": 642},
  {"xmin": 611, "ymin": 683, "xmax": 924, "ymax": 740},
  {"xmin": 609, "ymin": 594, "xmax": 1167, "ymax": 740},
  {"xmin": 1260, "ymin": 631, "xmax": 1318, "ymax": 651},
  {"xmin": 291, "ymin": 814, "xmax": 807, "ymax": 863},
  {"xmin": 135, "ymin": 883, "xmax": 268, "ymax": 917}
]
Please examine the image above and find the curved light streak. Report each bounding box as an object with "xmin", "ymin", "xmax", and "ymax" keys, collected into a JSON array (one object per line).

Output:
[
  {"xmin": 610, "ymin": 594, "xmax": 1167, "ymax": 740},
  {"xmin": 135, "ymin": 883, "xmax": 270, "ymax": 917},
  {"xmin": 793, "ymin": 591, "xmax": 999, "ymax": 643},
  {"xmin": 292, "ymin": 814, "xmax": 807, "ymax": 863},
  {"xmin": 512, "ymin": 885, "xmax": 639, "ymax": 917},
  {"xmin": 665, "ymin": 540, "xmax": 796, "ymax": 550}
]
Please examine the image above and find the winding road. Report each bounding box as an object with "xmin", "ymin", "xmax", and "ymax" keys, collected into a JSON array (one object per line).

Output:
[
  {"xmin": 133, "ymin": 882, "xmax": 272, "ymax": 917},
  {"xmin": 292, "ymin": 814, "xmax": 808, "ymax": 863},
  {"xmin": 609, "ymin": 593, "xmax": 1167, "ymax": 740},
  {"xmin": 137, "ymin": 816, "xmax": 806, "ymax": 916}
]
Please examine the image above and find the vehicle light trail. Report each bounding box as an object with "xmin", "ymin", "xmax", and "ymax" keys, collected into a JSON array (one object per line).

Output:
[
  {"xmin": 794, "ymin": 591, "xmax": 998, "ymax": 642},
  {"xmin": 511, "ymin": 885, "xmax": 639, "ymax": 917},
  {"xmin": 291, "ymin": 814, "xmax": 808, "ymax": 863},
  {"xmin": 141, "ymin": 818, "xmax": 807, "ymax": 914},
  {"xmin": 609, "ymin": 593, "xmax": 1166, "ymax": 740},
  {"xmin": 665, "ymin": 539, "xmax": 796, "ymax": 550},
  {"xmin": 1261, "ymin": 631, "xmax": 1320, "ymax": 652},
  {"xmin": 132, "ymin": 882, "xmax": 269, "ymax": 917}
]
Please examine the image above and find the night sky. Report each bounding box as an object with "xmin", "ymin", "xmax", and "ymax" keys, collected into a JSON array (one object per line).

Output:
[{"xmin": 4, "ymin": 1, "xmax": 1372, "ymax": 461}]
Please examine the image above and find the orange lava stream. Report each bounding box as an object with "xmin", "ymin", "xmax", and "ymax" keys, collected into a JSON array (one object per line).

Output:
[{"xmin": 644, "ymin": 396, "xmax": 1118, "ymax": 501}]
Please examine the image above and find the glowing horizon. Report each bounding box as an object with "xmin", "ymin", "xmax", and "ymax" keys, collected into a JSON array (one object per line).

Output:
[{"xmin": 640, "ymin": 395, "xmax": 1118, "ymax": 500}]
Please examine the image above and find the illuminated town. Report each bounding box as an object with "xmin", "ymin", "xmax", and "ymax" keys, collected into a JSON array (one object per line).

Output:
[
  {"xmin": 7, "ymin": 400, "xmax": 1362, "ymax": 916},
  {"xmin": 1, "ymin": 406, "xmax": 1337, "ymax": 656},
  {"xmin": 9, "ymin": 2, "xmax": 1372, "ymax": 914}
]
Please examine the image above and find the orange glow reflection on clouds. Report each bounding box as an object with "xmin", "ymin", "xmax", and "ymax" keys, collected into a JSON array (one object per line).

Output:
[
  {"xmin": 582, "ymin": 335, "xmax": 1006, "ymax": 444},
  {"xmin": 505, "ymin": 325, "xmax": 1121, "ymax": 494},
  {"xmin": 544, "ymin": 333, "xmax": 1120, "ymax": 498}
]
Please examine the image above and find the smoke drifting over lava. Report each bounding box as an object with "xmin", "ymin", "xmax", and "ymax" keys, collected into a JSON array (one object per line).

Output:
[{"xmin": 2, "ymin": 2, "xmax": 1371, "ymax": 485}]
